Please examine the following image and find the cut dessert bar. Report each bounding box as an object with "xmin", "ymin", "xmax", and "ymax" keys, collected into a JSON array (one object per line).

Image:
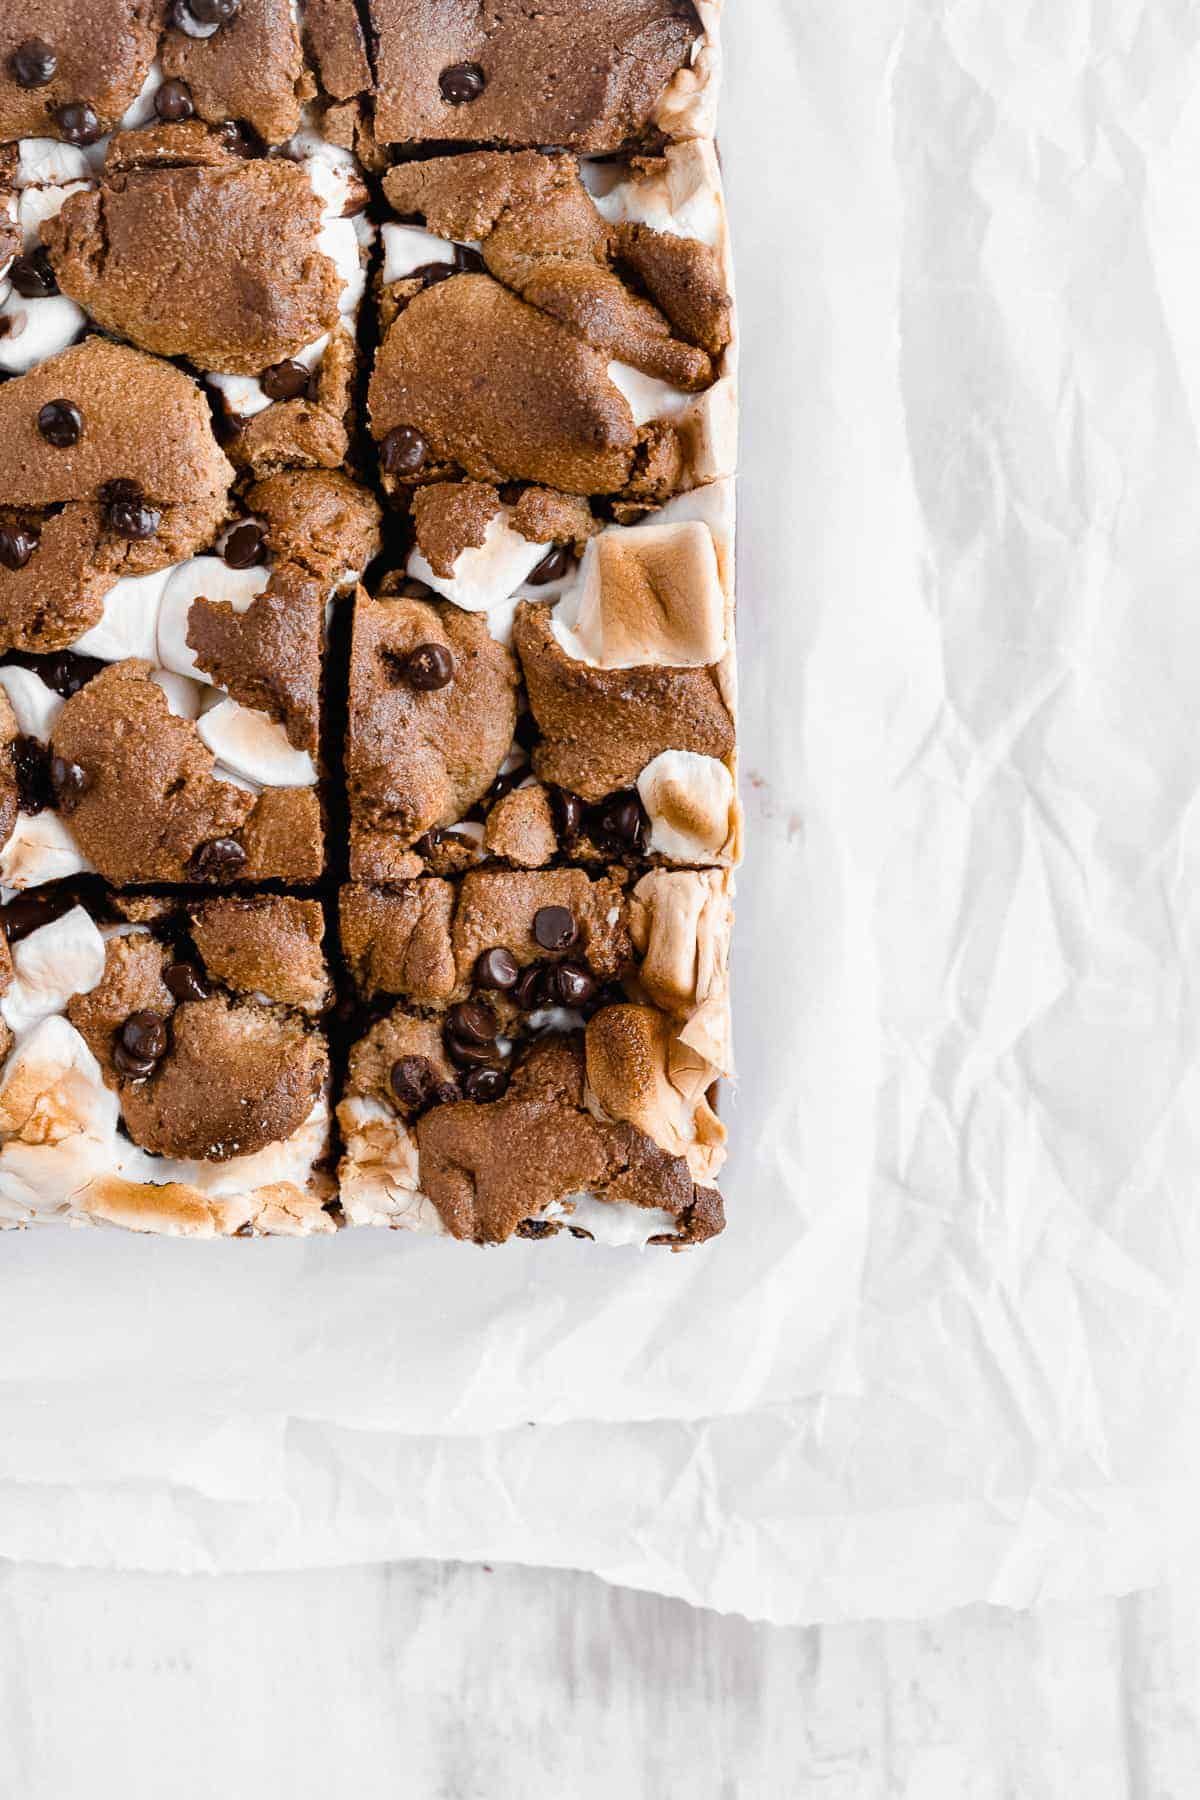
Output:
[
  {"xmin": 371, "ymin": 139, "xmax": 736, "ymax": 505},
  {"xmin": 0, "ymin": 887, "xmax": 334, "ymax": 1234},
  {"xmin": 345, "ymin": 480, "xmax": 739, "ymax": 882},
  {"xmin": 307, "ymin": 0, "xmax": 721, "ymax": 155},
  {"xmin": 337, "ymin": 864, "xmax": 731, "ymax": 1241},
  {"xmin": 0, "ymin": 337, "xmax": 380, "ymax": 888}
]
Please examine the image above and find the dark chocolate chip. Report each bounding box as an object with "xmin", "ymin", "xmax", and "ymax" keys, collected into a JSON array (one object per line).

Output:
[
  {"xmin": 475, "ymin": 946, "xmax": 519, "ymax": 991},
  {"xmin": 439, "ymin": 62, "xmax": 486, "ymax": 105},
  {"xmin": 402, "ymin": 642, "xmax": 454, "ymax": 691},
  {"xmin": 413, "ymin": 829, "xmax": 444, "ymax": 860},
  {"xmin": 53, "ymin": 102, "xmax": 101, "ymax": 146},
  {"xmin": 447, "ymin": 999, "xmax": 498, "ymax": 1045},
  {"xmin": 443, "ymin": 1028, "xmax": 500, "ymax": 1070},
  {"xmin": 551, "ymin": 962, "xmax": 596, "ymax": 1008},
  {"xmin": 12, "ymin": 736, "xmax": 52, "ymax": 814},
  {"xmin": 551, "ymin": 788, "xmax": 585, "ymax": 839},
  {"xmin": 154, "ymin": 76, "xmax": 195, "ymax": 121},
  {"xmin": 222, "ymin": 520, "xmax": 267, "ymax": 568},
  {"xmin": 101, "ymin": 479, "xmax": 160, "ymax": 541},
  {"xmin": 527, "ymin": 544, "xmax": 573, "ymax": 586},
  {"xmin": 37, "ymin": 650, "xmax": 102, "ymax": 697},
  {"xmin": 113, "ymin": 1042, "xmax": 158, "ymax": 1081},
  {"xmin": 164, "ymin": 960, "xmax": 209, "ymax": 1003},
  {"xmin": 430, "ymin": 1080, "xmax": 461, "ymax": 1108},
  {"xmin": 463, "ymin": 1066, "xmax": 506, "ymax": 1103},
  {"xmin": 513, "ymin": 962, "xmax": 551, "ymax": 1011},
  {"xmin": 37, "ymin": 399, "xmax": 82, "ymax": 447},
  {"xmin": 591, "ymin": 790, "xmax": 649, "ymax": 853},
  {"xmin": 174, "ymin": 0, "xmax": 241, "ymax": 29},
  {"xmin": 516, "ymin": 1218, "xmax": 557, "ymax": 1239},
  {"xmin": 390, "ymin": 1054, "xmax": 435, "ymax": 1111},
  {"xmin": 217, "ymin": 118, "xmax": 265, "ymax": 158},
  {"xmin": 9, "ymin": 39, "xmax": 57, "ymax": 88},
  {"xmin": 260, "ymin": 359, "xmax": 310, "ymax": 401},
  {"xmin": 9, "ymin": 248, "xmax": 58, "ymax": 300},
  {"xmin": 409, "ymin": 262, "xmax": 456, "ymax": 288},
  {"xmin": 454, "ymin": 243, "xmax": 487, "ymax": 274},
  {"xmin": 0, "ymin": 886, "xmax": 76, "ymax": 944},
  {"xmin": 120, "ymin": 1010, "xmax": 168, "ymax": 1062},
  {"xmin": 533, "ymin": 905, "xmax": 577, "ymax": 951},
  {"xmin": 380, "ymin": 424, "xmax": 428, "ymax": 476},
  {"xmin": 188, "ymin": 836, "xmax": 246, "ymax": 881},
  {"xmin": 0, "ymin": 525, "xmax": 39, "ymax": 571},
  {"xmin": 48, "ymin": 755, "xmax": 88, "ymax": 815}
]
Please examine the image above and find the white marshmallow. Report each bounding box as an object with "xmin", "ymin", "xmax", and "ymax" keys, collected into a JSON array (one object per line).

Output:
[
  {"xmin": 150, "ymin": 668, "xmax": 205, "ymax": 719},
  {"xmin": 408, "ymin": 510, "xmax": 551, "ymax": 613},
  {"xmin": 197, "ymin": 698, "xmax": 318, "ymax": 788},
  {"xmin": 548, "ymin": 1193, "xmax": 679, "ymax": 1248},
  {"xmin": 381, "ymin": 222, "xmax": 454, "ymax": 283},
  {"xmin": 16, "ymin": 181, "xmax": 88, "ymax": 246},
  {"xmin": 582, "ymin": 157, "xmax": 723, "ymax": 247},
  {"xmin": 72, "ymin": 566, "xmax": 171, "ymax": 662},
  {"xmin": 119, "ymin": 61, "xmax": 163, "ymax": 130},
  {"xmin": 0, "ymin": 907, "xmax": 106, "ymax": 1036},
  {"xmin": 157, "ymin": 557, "xmax": 270, "ymax": 681},
  {"xmin": 527, "ymin": 1007, "xmax": 587, "ymax": 1034},
  {"xmin": 637, "ymin": 750, "xmax": 735, "ymax": 862},
  {"xmin": 0, "ymin": 294, "xmax": 86, "ymax": 373},
  {"xmin": 606, "ymin": 360, "xmax": 692, "ymax": 426},
  {"xmin": 0, "ymin": 813, "xmax": 92, "ymax": 891},
  {"xmin": 15, "ymin": 140, "xmax": 89, "ymax": 187},
  {"xmin": 0, "ymin": 667, "xmax": 63, "ymax": 740}
]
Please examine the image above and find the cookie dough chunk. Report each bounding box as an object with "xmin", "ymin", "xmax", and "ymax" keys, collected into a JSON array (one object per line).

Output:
[
  {"xmin": 48, "ymin": 659, "xmax": 321, "ymax": 885},
  {"xmin": 189, "ymin": 895, "xmax": 329, "ymax": 1011},
  {"xmin": 161, "ymin": 0, "xmax": 311, "ymax": 147},
  {"xmin": 370, "ymin": 274, "xmax": 642, "ymax": 496},
  {"xmin": 187, "ymin": 570, "xmax": 324, "ymax": 752},
  {"xmin": 246, "ymin": 470, "xmax": 381, "ymax": 583},
  {"xmin": 0, "ymin": 339, "xmax": 232, "ymax": 654},
  {"xmin": 0, "ymin": 0, "xmax": 160, "ymax": 141},
  {"xmin": 347, "ymin": 587, "xmax": 519, "ymax": 874},
  {"xmin": 44, "ymin": 157, "xmax": 342, "ymax": 374},
  {"xmin": 367, "ymin": 0, "xmax": 703, "ymax": 154}
]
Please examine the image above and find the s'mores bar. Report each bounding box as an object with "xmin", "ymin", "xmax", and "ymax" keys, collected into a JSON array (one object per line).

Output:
[
  {"xmin": 0, "ymin": 0, "xmax": 737, "ymax": 1245},
  {"xmin": 0, "ymin": 338, "xmax": 380, "ymax": 889},
  {"xmin": 337, "ymin": 864, "xmax": 730, "ymax": 1242},
  {"xmin": 0, "ymin": 887, "xmax": 334, "ymax": 1233},
  {"xmin": 307, "ymin": 0, "xmax": 721, "ymax": 155}
]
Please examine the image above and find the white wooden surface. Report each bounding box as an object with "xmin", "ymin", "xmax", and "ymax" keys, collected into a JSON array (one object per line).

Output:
[{"xmin": 0, "ymin": 1562, "xmax": 1194, "ymax": 1797}]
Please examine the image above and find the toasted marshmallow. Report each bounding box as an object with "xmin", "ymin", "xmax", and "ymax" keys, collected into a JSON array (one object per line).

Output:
[
  {"xmin": 72, "ymin": 565, "xmax": 171, "ymax": 662},
  {"xmin": 0, "ymin": 1014, "xmax": 117, "ymax": 1144},
  {"xmin": 157, "ymin": 557, "xmax": 270, "ymax": 681},
  {"xmin": 0, "ymin": 667, "xmax": 62, "ymax": 740},
  {"xmin": 408, "ymin": 509, "xmax": 550, "ymax": 613},
  {"xmin": 637, "ymin": 751, "xmax": 735, "ymax": 863},
  {"xmin": 0, "ymin": 907, "xmax": 106, "ymax": 1035},
  {"xmin": 197, "ymin": 698, "xmax": 318, "ymax": 788},
  {"xmin": 551, "ymin": 520, "xmax": 726, "ymax": 670},
  {"xmin": 336, "ymin": 1095, "xmax": 446, "ymax": 1231}
]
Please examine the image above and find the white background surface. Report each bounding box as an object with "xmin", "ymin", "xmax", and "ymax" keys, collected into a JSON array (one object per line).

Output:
[{"xmin": 2, "ymin": 1561, "xmax": 1197, "ymax": 1797}]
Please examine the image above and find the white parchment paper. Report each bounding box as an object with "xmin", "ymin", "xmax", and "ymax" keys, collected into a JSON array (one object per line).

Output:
[{"xmin": 2, "ymin": 0, "xmax": 1200, "ymax": 1623}]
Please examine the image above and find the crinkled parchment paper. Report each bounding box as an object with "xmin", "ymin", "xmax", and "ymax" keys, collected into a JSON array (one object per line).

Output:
[{"xmin": 2, "ymin": 0, "xmax": 1199, "ymax": 1623}]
